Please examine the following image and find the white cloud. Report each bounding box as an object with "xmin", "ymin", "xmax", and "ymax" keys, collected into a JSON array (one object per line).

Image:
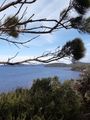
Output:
[
  {"xmin": 86, "ymin": 43, "xmax": 90, "ymax": 47},
  {"xmin": 1, "ymin": 0, "xmax": 90, "ymax": 63}
]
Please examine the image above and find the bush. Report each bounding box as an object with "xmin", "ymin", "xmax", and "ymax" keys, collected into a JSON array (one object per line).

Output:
[
  {"xmin": 73, "ymin": 68, "xmax": 90, "ymax": 120},
  {"xmin": 0, "ymin": 77, "xmax": 82, "ymax": 120}
]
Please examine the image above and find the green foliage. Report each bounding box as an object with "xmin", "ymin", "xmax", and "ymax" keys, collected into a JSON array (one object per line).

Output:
[
  {"xmin": 76, "ymin": 68, "xmax": 90, "ymax": 103},
  {"xmin": 73, "ymin": 68, "xmax": 90, "ymax": 119},
  {"xmin": 70, "ymin": 16, "xmax": 82, "ymax": 28},
  {"xmin": 71, "ymin": 38, "xmax": 85, "ymax": 60},
  {"xmin": 70, "ymin": 16, "xmax": 90, "ymax": 34},
  {"xmin": 69, "ymin": 0, "xmax": 90, "ymax": 34},
  {"xmin": 0, "ymin": 77, "xmax": 82, "ymax": 120},
  {"xmin": 83, "ymin": 17, "xmax": 90, "ymax": 34},
  {"xmin": 73, "ymin": 0, "xmax": 90, "ymax": 14},
  {"xmin": 4, "ymin": 16, "xmax": 20, "ymax": 38},
  {"xmin": 0, "ymin": 75, "xmax": 89, "ymax": 120},
  {"xmin": 71, "ymin": 63, "xmax": 90, "ymax": 71},
  {"xmin": 58, "ymin": 38, "xmax": 85, "ymax": 61}
]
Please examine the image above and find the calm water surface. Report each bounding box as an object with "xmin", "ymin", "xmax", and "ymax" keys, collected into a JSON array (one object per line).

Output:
[{"xmin": 0, "ymin": 65, "xmax": 80, "ymax": 93}]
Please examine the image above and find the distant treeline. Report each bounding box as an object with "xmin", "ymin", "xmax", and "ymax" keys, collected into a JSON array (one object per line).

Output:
[{"xmin": 45, "ymin": 62, "xmax": 90, "ymax": 71}]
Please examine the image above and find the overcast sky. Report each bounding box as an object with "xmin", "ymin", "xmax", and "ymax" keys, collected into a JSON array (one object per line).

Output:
[{"xmin": 0, "ymin": 0, "xmax": 90, "ymax": 63}]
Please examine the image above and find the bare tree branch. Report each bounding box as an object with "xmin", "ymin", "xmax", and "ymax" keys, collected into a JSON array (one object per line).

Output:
[
  {"xmin": 0, "ymin": 0, "xmax": 89, "ymax": 65},
  {"xmin": 0, "ymin": 35, "xmax": 40, "ymax": 45},
  {"xmin": 0, "ymin": 0, "xmax": 36, "ymax": 12}
]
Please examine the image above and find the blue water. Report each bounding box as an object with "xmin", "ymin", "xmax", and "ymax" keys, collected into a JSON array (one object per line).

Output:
[{"xmin": 0, "ymin": 65, "xmax": 80, "ymax": 93}]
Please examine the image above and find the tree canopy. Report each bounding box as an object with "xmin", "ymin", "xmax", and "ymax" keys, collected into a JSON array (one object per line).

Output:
[{"xmin": 0, "ymin": 0, "xmax": 90, "ymax": 65}]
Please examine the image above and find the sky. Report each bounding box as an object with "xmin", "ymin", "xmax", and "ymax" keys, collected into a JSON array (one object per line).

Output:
[{"xmin": 0, "ymin": 0, "xmax": 90, "ymax": 63}]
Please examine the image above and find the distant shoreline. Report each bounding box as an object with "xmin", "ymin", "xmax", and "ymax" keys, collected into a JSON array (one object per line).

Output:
[{"xmin": 45, "ymin": 62, "xmax": 90, "ymax": 72}]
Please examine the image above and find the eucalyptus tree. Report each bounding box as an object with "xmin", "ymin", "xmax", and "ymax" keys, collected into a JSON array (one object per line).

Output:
[{"xmin": 0, "ymin": 0, "xmax": 90, "ymax": 65}]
